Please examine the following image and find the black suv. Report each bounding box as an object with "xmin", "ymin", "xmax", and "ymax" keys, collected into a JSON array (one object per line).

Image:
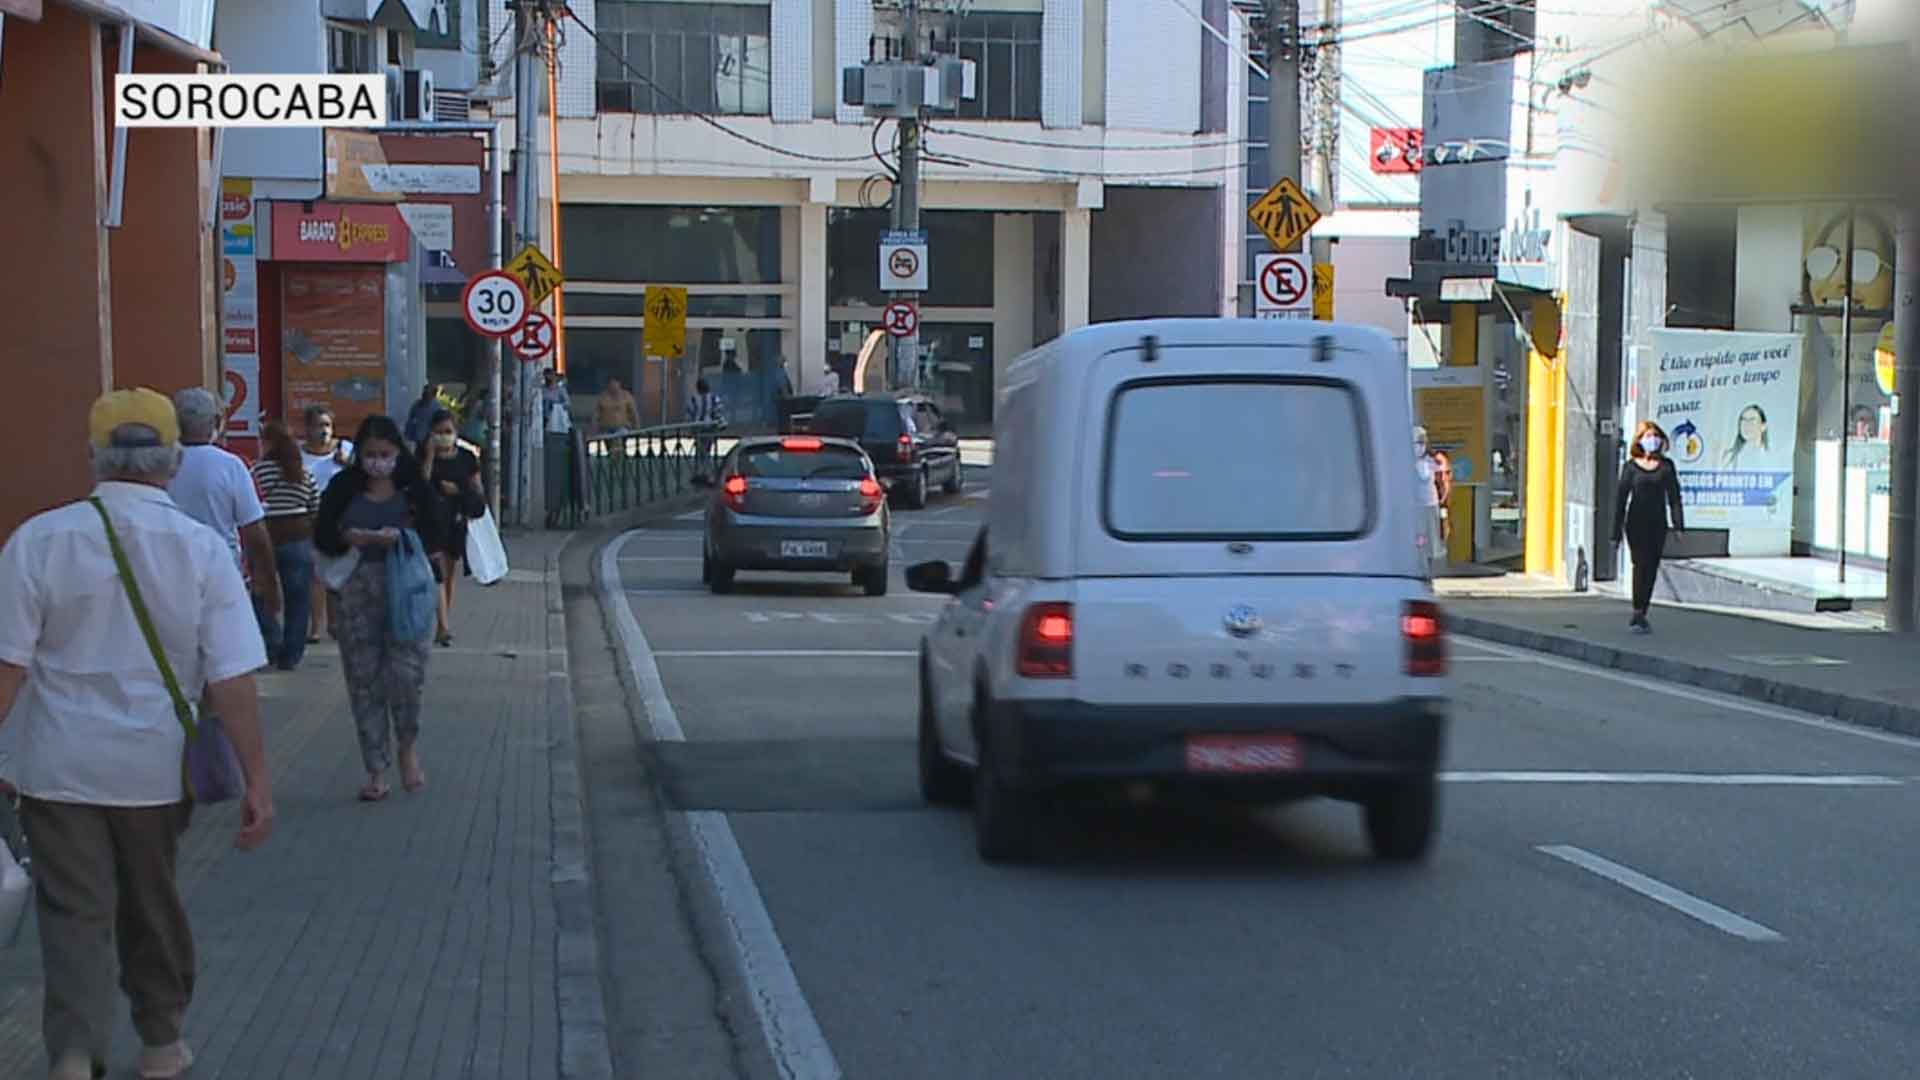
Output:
[{"xmin": 808, "ymin": 394, "xmax": 963, "ymax": 509}]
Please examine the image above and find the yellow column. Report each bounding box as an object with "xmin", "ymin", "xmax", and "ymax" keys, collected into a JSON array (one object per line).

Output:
[
  {"xmin": 1445, "ymin": 303, "xmax": 1478, "ymax": 563},
  {"xmin": 1524, "ymin": 296, "xmax": 1567, "ymax": 579},
  {"xmin": 1448, "ymin": 303, "xmax": 1477, "ymax": 367}
]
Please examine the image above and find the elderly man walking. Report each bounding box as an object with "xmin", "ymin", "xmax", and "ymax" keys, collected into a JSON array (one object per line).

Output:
[
  {"xmin": 168, "ymin": 387, "xmax": 280, "ymax": 625},
  {"xmin": 0, "ymin": 389, "xmax": 275, "ymax": 1080}
]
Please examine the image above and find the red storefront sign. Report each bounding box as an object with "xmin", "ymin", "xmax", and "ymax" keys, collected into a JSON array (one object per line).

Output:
[
  {"xmin": 1369, "ymin": 127, "xmax": 1424, "ymax": 174},
  {"xmin": 224, "ymin": 327, "xmax": 256, "ymax": 353},
  {"xmin": 270, "ymin": 201, "xmax": 412, "ymax": 263}
]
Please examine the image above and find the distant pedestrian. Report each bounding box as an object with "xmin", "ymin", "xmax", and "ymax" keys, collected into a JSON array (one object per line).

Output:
[
  {"xmin": 249, "ymin": 420, "xmax": 321, "ymax": 671},
  {"xmin": 1613, "ymin": 420, "xmax": 1686, "ymax": 634},
  {"xmin": 0, "ymin": 388, "xmax": 274, "ymax": 1080},
  {"xmin": 542, "ymin": 369, "xmax": 574, "ymax": 527},
  {"xmin": 687, "ymin": 378, "xmax": 726, "ymax": 473},
  {"xmin": 418, "ymin": 409, "xmax": 485, "ymax": 647},
  {"xmin": 169, "ymin": 388, "xmax": 281, "ymax": 629},
  {"xmin": 1413, "ymin": 426, "xmax": 1453, "ymax": 569},
  {"xmin": 313, "ymin": 415, "xmax": 442, "ymax": 801},
  {"xmin": 403, "ymin": 383, "xmax": 441, "ymax": 451},
  {"xmin": 301, "ymin": 405, "xmax": 354, "ymax": 641},
  {"xmin": 594, "ymin": 376, "xmax": 640, "ymax": 435}
]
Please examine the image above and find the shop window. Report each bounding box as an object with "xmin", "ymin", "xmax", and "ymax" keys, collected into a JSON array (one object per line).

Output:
[
  {"xmin": 952, "ymin": 13, "xmax": 1042, "ymax": 122},
  {"xmin": 566, "ymin": 293, "xmax": 783, "ymax": 319},
  {"xmin": 1667, "ymin": 208, "xmax": 1738, "ymax": 330},
  {"xmin": 827, "ymin": 208, "xmax": 994, "ymax": 308},
  {"xmin": 561, "ymin": 205, "xmax": 781, "ymax": 285},
  {"xmin": 328, "ymin": 24, "xmax": 372, "ymax": 74},
  {"xmin": 594, "ymin": 1, "xmax": 771, "ymax": 116}
]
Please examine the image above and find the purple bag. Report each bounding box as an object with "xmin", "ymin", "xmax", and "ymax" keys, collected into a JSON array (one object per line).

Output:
[{"xmin": 91, "ymin": 499, "xmax": 246, "ymax": 804}]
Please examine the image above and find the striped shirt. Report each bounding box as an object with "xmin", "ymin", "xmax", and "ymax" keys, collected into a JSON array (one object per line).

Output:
[
  {"xmin": 687, "ymin": 392, "xmax": 727, "ymax": 427},
  {"xmin": 250, "ymin": 458, "xmax": 320, "ymax": 519}
]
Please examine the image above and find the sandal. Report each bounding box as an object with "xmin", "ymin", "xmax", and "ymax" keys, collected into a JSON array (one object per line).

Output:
[{"xmin": 358, "ymin": 779, "xmax": 391, "ymax": 802}]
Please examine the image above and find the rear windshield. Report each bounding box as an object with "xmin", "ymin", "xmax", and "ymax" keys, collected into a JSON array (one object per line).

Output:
[
  {"xmin": 739, "ymin": 444, "xmax": 869, "ymax": 480},
  {"xmin": 1103, "ymin": 378, "xmax": 1373, "ymax": 540},
  {"xmin": 814, "ymin": 402, "xmax": 904, "ymax": 441}
]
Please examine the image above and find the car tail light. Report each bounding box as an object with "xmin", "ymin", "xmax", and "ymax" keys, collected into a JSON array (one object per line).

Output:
[
  {"xmin": 723, "ymin": 475, "xmax": 748, "ymax": 510},
  {"xmin": 781, "ymin": 437, "xmax": 822, "ymax": 452},
  {"xmin": 858, "ymin": 476, "xmax": 884, "ymax": 511},
  {"xmin": 1017, "ymin": 602, "xmax": 1073, "ymax": 678},
  {"xmin": 896, "ymin": 434, "xmax": 912, "ymax": 462},
  {"xmin": 1404, "ymin": 600, "xmax": 1446, "ymax": 676}
]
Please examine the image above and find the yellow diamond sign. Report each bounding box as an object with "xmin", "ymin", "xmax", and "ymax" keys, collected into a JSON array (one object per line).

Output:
[
  {"xmin": 506, "ymin": 245, "xmax": 564, "ymax": 308},
  {"xmin": 1249, "ymin": 177, "xmax": 1322, "ymax": 253},
  {"xmin": 644, "ymin": 286, "xmax": 689, "ymax": 358}
]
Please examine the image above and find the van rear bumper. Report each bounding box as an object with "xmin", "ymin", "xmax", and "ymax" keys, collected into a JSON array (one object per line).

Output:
[{"xmin": 988, "ymin": 698, "xmax": 1445, "ymax": 794}]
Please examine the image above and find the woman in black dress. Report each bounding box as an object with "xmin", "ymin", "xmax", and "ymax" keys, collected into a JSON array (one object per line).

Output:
[
  {"xmin": 418, "ymin": 409, "xmax": 486, "ymax": 647},
  {"xmin": 1612, "ymin": 420, "xmax": 1686, "ymax": 634}
]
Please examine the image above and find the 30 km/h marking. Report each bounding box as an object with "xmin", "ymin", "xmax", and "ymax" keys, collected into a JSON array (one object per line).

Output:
[{"xmin": 1538, "ymin": 844, "xmax": 1785, "ymax": 943}]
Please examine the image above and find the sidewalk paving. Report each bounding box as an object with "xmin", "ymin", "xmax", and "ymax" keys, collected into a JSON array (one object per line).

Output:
[
  {"xmin": 0, "ymin": 530, "xmax": 611, "ymax": 1080},
  {"xmin": 1441, "ymin": 585, "xmax": 1920, "ymax": 738}
]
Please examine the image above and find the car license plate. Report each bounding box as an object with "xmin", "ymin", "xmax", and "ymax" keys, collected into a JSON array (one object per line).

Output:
[
  {"xmin": 1184, "ymin": 734, "xmax": 1303, "ymax": 774},
  {"xmin": 781, "ymin": 540, "xmax": 830, "ymax": 558}
]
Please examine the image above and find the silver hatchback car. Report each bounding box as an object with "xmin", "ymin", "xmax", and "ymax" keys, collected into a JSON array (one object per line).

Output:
[{"xmin": 694, "ymin": 435, "xmax": 893, "ymax": 596}]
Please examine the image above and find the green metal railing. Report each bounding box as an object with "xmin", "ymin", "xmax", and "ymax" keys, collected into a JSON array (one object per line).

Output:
[{"xmin": 569, "ymin": 421, "xmax": 724, "ymax": 525}]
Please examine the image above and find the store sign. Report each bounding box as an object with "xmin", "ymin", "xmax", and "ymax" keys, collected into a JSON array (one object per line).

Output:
[
  {"xmin": 1646, "ymin": 329, "xmax": 1803, "ymax": 531},
  {"xmin": 1414, "ymin": 59, "xmax": 1556, "ymax": 291},
  {"xmin": 271, "ymin": 201, "xmax": 412, "ymax": 263},
  {"xmin": 220, "ymin": 178, "xmax": 260, "ymax": 438}
]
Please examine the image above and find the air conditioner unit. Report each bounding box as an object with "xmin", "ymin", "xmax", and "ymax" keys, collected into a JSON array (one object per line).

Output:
[{"xmin": 385, "ymin": 65, "xmax": 436, "ymax": 122}]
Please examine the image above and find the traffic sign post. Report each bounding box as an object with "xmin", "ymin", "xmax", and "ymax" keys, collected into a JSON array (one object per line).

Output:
[
  {"xmin": 462, "ymin": 270, "xmax": 529, "ymax": 338},
  {"xmin": 1248, "ymin": 177, "xmax": 1323, "ymax": 253},
  {"xmin": 1255, "ymin": 253, "xmax": 1312, "ymax": 318},
  {"xmin": 880, "ymin": 230, "xmax": 929, "ymax": 292},
  {"xmin": 643, "ymin": 285, "xmax": 688, "ymax": 359},
  {"xmin": 510, "ymin": 312, "xmax": 556, "ymax": 361},
  {"xmin": 505, "ymin": 244, "xmax": 565, "ymax": 308},
  {"xmin": 882, "ymin": 300, "xmax": 920, "ymax": 338}
]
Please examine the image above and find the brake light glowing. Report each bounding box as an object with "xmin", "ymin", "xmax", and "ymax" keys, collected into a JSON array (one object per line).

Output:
[
  {"xmin": 781, "ymin": 437, "xmax": 823, "ymax": 451},
  {"xmin": 722, "ymin": 475, "xmax": 748, "ymax": 509},
  {"xmin": 858, "ymin": 477, "xmax": 883, "ymax": 499},
  {"xmin": 1404, "ymin": 600, "xmax": 1446, "ymax": 676},
  {"xmin": 1018, "ymin": 602, "xmax": 1073, "ymax": 678},
  {"xmin": 896, "ymin": 434, "xmax": 912, "ymax": 463}
]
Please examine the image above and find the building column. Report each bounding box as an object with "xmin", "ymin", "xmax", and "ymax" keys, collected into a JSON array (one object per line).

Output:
[
  {"xmin": 993, "ymin": 213, "xmax": 1036, "ymax": 393},
  {"xmin": 1060, "ymin": 207, "xmax": 1091, "ymax": 331},
  {"xmin": 798, "ymin": 200, "xmax": 829, "ymax": 393}
]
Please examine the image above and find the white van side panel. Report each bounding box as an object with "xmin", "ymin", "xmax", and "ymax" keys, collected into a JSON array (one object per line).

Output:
[{"xmin": 988, "ymin": 343, "xmax": 1079, "ymax": 580}]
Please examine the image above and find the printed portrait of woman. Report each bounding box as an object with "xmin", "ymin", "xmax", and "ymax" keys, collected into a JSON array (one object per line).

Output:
[{"xmin": 1720, "ymin": 403, "xmax": 1773, "ymax": 468}]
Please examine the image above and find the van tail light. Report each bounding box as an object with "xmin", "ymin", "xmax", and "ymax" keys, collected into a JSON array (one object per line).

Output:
[
  {"xmin": 858, "ymin": 476, "xmax": 884, "ymax": 512},
  {"xmin": 896, "ymin": 434, "xmax": 913, "ymax": 462},
  {"xmin": 1017, "ymin": 602, "xmax": 1074, "ymax": 678},
  {"xmin": 1403, "ymin": 600, "xmax": 1446, "ymax": 676},
  {"xmin": 722, "ymin": 475, "xmax": 748, "ymax": 510}
]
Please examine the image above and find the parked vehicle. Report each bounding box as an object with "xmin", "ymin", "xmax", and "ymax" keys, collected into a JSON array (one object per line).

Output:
[
  {"xmin": 693, "ymin": 435, "xmax": 892, "ymax": 596},
  {"xmin": 907, "ymin": 319, "xmax": 1451, "ymax": 863},
  {"xmin": 808, "ymin": 393, "xmax": 963, "ymax": 509}
]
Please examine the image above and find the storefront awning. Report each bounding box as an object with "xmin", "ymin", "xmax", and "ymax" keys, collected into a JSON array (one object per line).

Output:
[{"xmin": 53, "ymin": 0, "xmax": 219, "ymax": 64}]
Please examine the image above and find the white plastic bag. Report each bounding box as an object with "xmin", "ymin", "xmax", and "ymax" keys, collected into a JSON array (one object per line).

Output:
[
  {"xmin": 0, "ymin": 837, "xmax": 28, "ymax": 946},
  {"xmin": 465, "ymin": 510, "xmax": 509, "ymax": 586},
  {"xmin": 316, "ymin": 546, "xmax": 361, "ymax": 592}
]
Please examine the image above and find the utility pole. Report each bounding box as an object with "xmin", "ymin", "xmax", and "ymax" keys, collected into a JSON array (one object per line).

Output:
[
  {"xmin": 1267, "ymin": 0, "xmax": 1334, "ymax": 280},
  {"xmin": 1891, "ymin": 205, "xmax": 1919, "ymax": 631},
  {"xmin": 892, "ymin": 0, "xmax": 923, "ymax": 391},
  {"xmin": 508, "ymin": 0, "xmax": 542, "ymax": 526}
]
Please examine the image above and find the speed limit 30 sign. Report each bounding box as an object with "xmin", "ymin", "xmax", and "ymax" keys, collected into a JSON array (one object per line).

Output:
[{"xmin": 462, "ymin": 270, "xmax": 529, "ymax": 338}]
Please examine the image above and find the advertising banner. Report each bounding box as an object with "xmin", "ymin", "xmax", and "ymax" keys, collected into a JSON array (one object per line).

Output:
[
  {"xmin": 219, "ymin": 178, "xmax": 260, "ymax": 437},
  {"xmin": 1646, "ymin": 329, "xmax": 1803, "ymax": 530},
  {"xmin": 1415, "ymin": 384, "xmax": 1487, "ymax": 485},
  {"xmin": 281, "ymin": 268, "xmax": 388, "ymax": 437},
  {"xmin": 271, "ymin": 201, "xmax": 413, "ymax": 263}
]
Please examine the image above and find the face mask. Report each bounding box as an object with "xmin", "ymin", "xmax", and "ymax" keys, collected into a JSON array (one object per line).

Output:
[
  {"xmin": 1640, "ymin": 436, "xmax": 1663, "ymax": 454},
  {"xmin": 362, "ymin": 455, "xmax": 397, "ymax": 478},
  {"xmin": 1414, "ymin": 441, "xmax": 1427, "ymax": 457},
  {"xmin": 433, "ymin": 433, "xmax": 457, "ymax": 450}
]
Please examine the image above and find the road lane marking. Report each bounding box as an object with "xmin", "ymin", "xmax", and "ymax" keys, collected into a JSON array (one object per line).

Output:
[
  {"xmin": 618, "ymin": 556, "xmax": 703, "ymax": 562},
  {"xmin": 598, "ymin": 528, "xmax": 843, "ymax": 1079},
  {"xmin": 1538, "ymin": 844, "xmax": 1785, "ymax": 943},
  {"xmin": 686, "ymin": 812, "xmax": 844, "ymax": 1080},
  {"xmin": 1452, "ymin": 656, "xmax": 1531, "ymax": 662},
  {"xmin": 1444, "ymin": 771, "xmax": 1902, "ymax": 786},
  {"xmin": 1460, "ymin": 635, "xmax": 1920, "ymax": 752},
  {"xmin": 744, "ymin": 610, "xmax": 938, "ymax": 624},
  {"xmin": 598, "ymin": 532, "xmax": 686, "ymax": 741},
  {"xmin": 654, "ymin": 650, "xmax": 917, "ymax": 659}
]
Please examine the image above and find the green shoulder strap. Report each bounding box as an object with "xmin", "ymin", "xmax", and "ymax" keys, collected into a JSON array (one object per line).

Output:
[{"xmin": 88, "ymin": 498, "xmax": 199, "ymax": 741}]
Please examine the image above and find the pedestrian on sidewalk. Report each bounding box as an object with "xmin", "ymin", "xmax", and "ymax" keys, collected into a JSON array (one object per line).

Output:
[
  {"xmin": 248, "ymin": 420, "xmax": 321, "ymax": 671},
  {"xmin": 0, "ymin": 388, "xmax": 274, "ymax": 1080},
  {"xmin": 418, "ymin": 409, "xmax": 485, "ymax": 648},
  {"xmin": 687, "ymin": 378, "xmax": 726, "ymax": 475},
  {"xmin": 594, "ymin": 375, "xmax": 640, "ymax": 435},
  {"xmin": 313, "ymin": 415, "xmax": 441, "ymax": 801},
  {"xmin": 403, "ymin": 383, "xmax": 441, "ymax": 453},
  {"xmin": 1613, "ymin": 420, "xmax": 1687, "ymax": 634},
  {"xmin": 541, "ymin": 369, "xmax": 574, "ymax": 529},
  {"xmin": 301, "ymin": 405, "xmax": 353, "ymax": 643},
  {"xmin": 1414, "ymin": 426, "xmax": 1453, "ymax": 571},
  {"xmin": 168, "ymin": 389, "xmax": 281, "ymax": 639}
]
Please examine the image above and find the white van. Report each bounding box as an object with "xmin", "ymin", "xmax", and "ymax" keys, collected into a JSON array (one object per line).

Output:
[{"xmin": 906, "ymin": 318, "xmax": 1451, "ymax": 863}]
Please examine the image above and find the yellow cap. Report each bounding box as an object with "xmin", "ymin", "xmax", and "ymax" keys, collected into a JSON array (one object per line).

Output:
[{"xmin": 89, "ymin": 388, "xmax": 182, "ymax": 449}]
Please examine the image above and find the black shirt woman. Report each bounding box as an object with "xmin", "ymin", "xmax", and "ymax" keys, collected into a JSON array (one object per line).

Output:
[
  {"xmin": 418, "ymin": 408, "xmax": 485, "ymax": 647},
  {"xmin": 1612, "ymin": 420, "xmax": 1687, "ymax": 634},
  {"xmin": 314, "ymin": 415, "xmax": 446, "ymax": 800}
]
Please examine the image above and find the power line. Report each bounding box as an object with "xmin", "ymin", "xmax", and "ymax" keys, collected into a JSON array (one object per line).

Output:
[{"xmin": 925, "ymin": 124, "xmax": 1255, "ymax": 153}]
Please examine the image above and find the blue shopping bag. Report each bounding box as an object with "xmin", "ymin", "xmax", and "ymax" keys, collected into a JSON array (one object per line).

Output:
[{"xmin": 387, "ymin": 529, "xmax": 438, "ymax": 642}]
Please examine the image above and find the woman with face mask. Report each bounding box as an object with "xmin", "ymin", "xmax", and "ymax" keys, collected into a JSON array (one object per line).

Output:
[
  {"xmin": 418, "ymin": 408, "xmax": 486, "ymax": 647},
  {"xmin": 314, "ymin": 415, "xmax": 446, "ymax": 801},
  {"xmin": 1612, "ymin": 421, "xmax": 1687, "ymax": 634}
]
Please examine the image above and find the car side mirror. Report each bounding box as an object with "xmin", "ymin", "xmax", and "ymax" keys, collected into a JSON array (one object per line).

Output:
[
  {"xmin": 690, "ymin": 474, "xmax": 714, "ymax": 489},
  {"xmin": 905, "ymin": 560, "xmax": 957, "ymax": 594}
]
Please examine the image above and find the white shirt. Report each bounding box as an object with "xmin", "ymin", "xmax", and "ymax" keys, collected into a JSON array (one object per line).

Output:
[
  {"xmin": 0, "ymin": 483, "xmax": 266, "ymax": 806},
  {"xmin": 302, "ymin": 438, "xmax": 354, "ymax": 495},
  {"xmin": 1416, "ymin": 456, "xmax": 1441, "ymax": 507},
  {"xmin": 168, "ymin": 443, "xmax": 266, "ymax": 568},
  {"xmin": 544, "ymin": 385, "xmax": 574, "ymax": 435}
]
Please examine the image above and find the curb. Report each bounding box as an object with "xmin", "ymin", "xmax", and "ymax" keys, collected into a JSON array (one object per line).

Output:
[
  {"xmin": 545, "ymin": 549, "xmax": 615, "ymax": 1080},
  {"xmin": 1451, "ymin": 614, "xmax": 1920, "ymax": 740}
]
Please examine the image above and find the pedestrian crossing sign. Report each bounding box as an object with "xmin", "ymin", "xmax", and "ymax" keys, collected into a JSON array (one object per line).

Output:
[
  {"xmin": 506, "ymin": 245, "xmax": 564, "ymax": 307},
  {"xmin": 644, "ymin": 286, "xmax": 688, "ymax": 358},
  {"xmin": 1248, "ymin": 177, "xmax": 1322, "ymax": 253}
]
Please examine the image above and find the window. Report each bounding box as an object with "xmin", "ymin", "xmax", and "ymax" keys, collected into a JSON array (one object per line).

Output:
[
  {"xmin": 1104, "ymin": 379, "xmax": 1374, "ymax": 539},
  {"xmin": 328, "ymin": 24, "xmax": 372, "ymax": 74},
  {"xmin": 595, "ymin": 1, "xmax": 771, "ymax": 115},
  {"xmin": 739, "ymin": 444, "xmax": 868, "ymax": 480},
  {"xmin": 385, "ymin": 29, "xmax": 407, "ymax": 67},
  {"xmin": 951, "ymin": 14, "xmax": 1042, "ymax": 121},
  {"xmin": 561, "ymin": 205, "xmax": 781, "ymax": 284},
  {"xmin": 813, "ymin": 401, "xmax": 905, "ymax": 441},
  {"xmin": 826, "ymin": 209, "xmax": 994, "ymax": 307}
]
